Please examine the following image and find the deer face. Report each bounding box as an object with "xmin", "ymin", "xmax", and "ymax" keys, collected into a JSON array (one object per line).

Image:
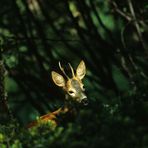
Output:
[{"xmin": 51, "ymin": 60, "xmax": 88, "ymax": 105}]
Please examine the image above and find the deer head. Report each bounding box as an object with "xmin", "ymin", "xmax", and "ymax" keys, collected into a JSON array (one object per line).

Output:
[{"xmin": 51, "ymin": 60, "xmax": 88, "ymax": 105}]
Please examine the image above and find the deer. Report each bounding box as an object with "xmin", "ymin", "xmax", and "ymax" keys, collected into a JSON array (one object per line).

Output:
[{"xmin": 27, "ymin": 60, "xmax": 88, "ymax": 128}]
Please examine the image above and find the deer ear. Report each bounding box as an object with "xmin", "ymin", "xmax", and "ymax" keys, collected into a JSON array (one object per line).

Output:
[
  {"xmin": 51, "ymin": 71, "xmax": 65, "ymax": 87},
  {"xmin": 76, "ymin": 60, "xmax": 86, "ymax": 80}
]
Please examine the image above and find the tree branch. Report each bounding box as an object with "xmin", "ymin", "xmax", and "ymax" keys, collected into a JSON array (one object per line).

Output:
[{"xmin": 127, "ymin": 0, "xmax": 147, "ymax": 51}]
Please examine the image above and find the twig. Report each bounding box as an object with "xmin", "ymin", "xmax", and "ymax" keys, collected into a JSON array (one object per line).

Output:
[
  {"xmin": 121, "ymin": 21, "xmax": 132, "ymax": 49},
  {"xmin": 127, "ymin": 0, "xmax": 147, "ymax": 51},
  {"xmin": 111, "ymin": 1, "xmax": 132, "ymax": 21}
]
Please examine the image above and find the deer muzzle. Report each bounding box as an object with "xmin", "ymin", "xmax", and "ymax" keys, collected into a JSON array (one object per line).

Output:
[
  {"xmin": 81, "ymin": 97, "xmax": 88, "ymax": 105},
  {"xmin": 80, "ymin": 92, "xmax": 88, "ymax": 105}
]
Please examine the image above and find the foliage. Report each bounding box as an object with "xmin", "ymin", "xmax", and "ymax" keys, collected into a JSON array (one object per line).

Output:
[
  {"xmin": 0, "ymin": 0, "xmax": 148, "ymax": 147},
  {"xmin": 0, "ymin": 96, "xmax": 148, "ymax": 148}
]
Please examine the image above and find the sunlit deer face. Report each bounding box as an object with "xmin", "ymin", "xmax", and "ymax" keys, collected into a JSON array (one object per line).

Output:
[{"xmin": 51, "ymin": 61, "xmax": 88, "ymax": 105}]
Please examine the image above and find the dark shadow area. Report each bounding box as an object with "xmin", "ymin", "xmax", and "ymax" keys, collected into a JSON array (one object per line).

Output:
[{"xmin": 0, "ymin": 0, "xmax": 148, "ymax": 147}]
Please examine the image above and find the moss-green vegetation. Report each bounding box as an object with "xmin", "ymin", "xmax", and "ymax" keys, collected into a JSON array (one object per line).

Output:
[{"xmin": 0, "ymin": 0, "xmax": 148, "ymax": 147}]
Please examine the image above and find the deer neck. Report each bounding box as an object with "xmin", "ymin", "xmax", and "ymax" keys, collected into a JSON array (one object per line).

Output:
[{"xmin": 61, "ymin": 94, "xmax": 79, "ymax": 113}]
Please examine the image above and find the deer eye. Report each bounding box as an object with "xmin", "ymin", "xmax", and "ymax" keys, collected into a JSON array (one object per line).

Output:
[
  {"xmin": 68, "ymin": 90, "xmax": 74, "ymax": 94},
  {"xmin": 82, "ymin": 85, "xmax": 85, "ymax": 90}
]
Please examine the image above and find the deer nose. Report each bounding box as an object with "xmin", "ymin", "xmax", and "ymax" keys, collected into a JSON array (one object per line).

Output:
[{"xmin": 81, "ymin": 98, "xmax": 88, "ymax": 106}]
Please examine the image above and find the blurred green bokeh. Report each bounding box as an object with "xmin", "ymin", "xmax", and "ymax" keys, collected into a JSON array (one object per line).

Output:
[{"xmin": 0, "ymin": 0, "xmax": 148, "ymax": 147}]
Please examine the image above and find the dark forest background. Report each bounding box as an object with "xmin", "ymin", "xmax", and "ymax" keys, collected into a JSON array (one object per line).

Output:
[{"xmin": 0, "ymin": 0, "xmax": 148, "ymax": 147}]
